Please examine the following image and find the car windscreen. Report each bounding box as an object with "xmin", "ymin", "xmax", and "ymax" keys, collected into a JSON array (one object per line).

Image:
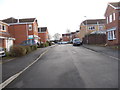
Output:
[
  {"xmin": 0, "ymin": 48, "xmax": 4, "ymax": 51},
  {"xmin": 73, "ymin": 39, "xmax": 80, "ymax": 42}
]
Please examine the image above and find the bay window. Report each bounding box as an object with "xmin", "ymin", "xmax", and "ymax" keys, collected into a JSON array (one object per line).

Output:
[{"xmin": 108, "ymin": 30, "xmax": 116, "ymax": 40}]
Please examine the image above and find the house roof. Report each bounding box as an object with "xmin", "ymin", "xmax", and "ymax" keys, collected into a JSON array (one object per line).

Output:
[
  {"xmin": 2, "ymin": 17, "xmax": 36, "ymax": 24},
  {"xmin": 81, "ymin": 19, "xmax": 106, "ymax": 25},
  {"xmin": 62, "ymin": 33, "xmax": 71, "ymax": 36},
  {"xmin": 109, "ymin": 2, "xmax": 120, "ymax": 8},
  {"xmin": 71, "ymin": 32, "xmax": 76, "ymax": 34},
  {"xmin": 76, "ymin": 30, "xmax": 79, "ymax": 33},
  {"xmin": 0, "ymin": 20, "xmax": 9, "ymax": 25},
  {"xmin": 2, "ymin": 17, "xmax": 17, "ymax": 23},
  {"xmin": 19, "ymin": 18, "xmax": 36, "ymax": 23},
  {"xmin": 38, "ymin": 27, "xmax": 47, "ymax": 32},
  {"xmin": 0, "ymin": 32, "xmax": 12, "ymax": 37}
]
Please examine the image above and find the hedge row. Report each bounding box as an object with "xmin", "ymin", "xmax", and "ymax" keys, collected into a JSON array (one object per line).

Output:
[
  {"xmin": 38, "ymin": 41, "xmax": 51, "ymax": 48},
  {"xmin": 6, "ymin": 41, "xmax": 52, "ymax": 57},
  {"xmin": 9, "ymin": 45, "xmax": 37, "ymax": 57}
]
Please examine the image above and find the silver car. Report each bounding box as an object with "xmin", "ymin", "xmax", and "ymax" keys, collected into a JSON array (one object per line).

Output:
[
  {"xmin": 0, "ymin": 47, "xmax": 5, "ymax": 57},
  {"xmin": 73, "ymin": 38, "xmax": 82, "ymax": 46}
]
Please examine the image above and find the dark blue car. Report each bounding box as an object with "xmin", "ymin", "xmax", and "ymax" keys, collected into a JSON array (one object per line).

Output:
[
  {"xmin": 20, "ymin": 40, "xmax": 38, "ymax": 46},
  {"xmin": 73, "ymin": 38, "xmax": 82, "ymax": 46}
]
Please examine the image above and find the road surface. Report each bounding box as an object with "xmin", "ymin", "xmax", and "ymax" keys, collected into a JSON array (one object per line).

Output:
[{"xmin": 4, "ymin": 44, "xmax": 118, "ymax": 88}]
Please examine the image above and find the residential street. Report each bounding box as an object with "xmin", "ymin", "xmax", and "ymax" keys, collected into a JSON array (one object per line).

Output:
[{"xmin": 4, "ymin": 44, "xmax": 118, "ymax": 88}]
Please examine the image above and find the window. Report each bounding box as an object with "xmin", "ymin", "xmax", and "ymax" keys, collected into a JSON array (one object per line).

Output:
[
  {"xmin": 2, "ymin": 25, "xmax": 6, "ymax": 31},
  {"xmin": 67, "ymin": 35, "xmax": 70, "ymax": 38},
  {"xmin": 109, "ymin": 14, "xmax": 112, "ymax": 23},
  {"xmin": 119, "ymin": 12, "xmax": 120, "ymax": 20},
  {"xmin": 88, "ymin": 26, "xmax": 95, "ymax": 30},
  {"xmin": 99, "ymin": 26, "xmax": 103, "ymax": 30},
  {"xmin": 0, "ymin": 24, "xmax": 2, "ymax": 30},
  {"xmin": 38, "ymin": 28, "xmax": 41, "ymax": 32},
  {"xmin": 108, "ymin": 30, "xmax": 116, "ymax": 40},
  {"xmin": 34, "ymin": 26, "xmax": 36, "ymax": 31},
  {"xmin": 107, "ymin": 17, "xmax": 109, "ymax": 24},
  {"xmin": 34, "ymin": 26, "xmax": 37, "ymax": 31},
  {"xmin": 29, "ymin": 25, "xmax": 32, "ymax": 31},
  {"xmin": 113, "ymin": 13, "xmax": 115, "ymax": 21}
]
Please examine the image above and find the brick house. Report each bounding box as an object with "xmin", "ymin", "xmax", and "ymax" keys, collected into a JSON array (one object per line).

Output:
[
  {"xmin": 38, "ymin": 27, "xmax": 49, "ymax": 43},
  {"xmin": 79, "ymin": 19, "xmax": 106, "ymax": 40},
  {"xmin": 2, "ymin": 17, "xmax": 40, "ymax": 45},
  {"xmin": 70, "ymin": 31, "xmax": 80, "ymax": 40},
  {"xmin": 104, "ymin": 2, "xmax": 120, "ymax": 45},
  {"xmin": 0, "ymin": 21, "xmax": 15, "ymax": 51},
  {"xmin": 62, "ymin": 31, "xmax": 80, "ymax": 42},
  {"xmin": 62, "ymin": 33, "xmax": 71, "ymax": 42}
]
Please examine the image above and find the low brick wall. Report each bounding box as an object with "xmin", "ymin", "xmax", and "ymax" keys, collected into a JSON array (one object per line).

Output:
[{"xmin": 83, "ymin": 34, "xmax": 106, "ymax": 44}]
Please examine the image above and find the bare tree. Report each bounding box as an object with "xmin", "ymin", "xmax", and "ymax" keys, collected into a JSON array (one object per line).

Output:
[
  {"xmin": 66, "ymin": 29, "xmax": 71, "ymax": 34},
  {"xmin": 48, "ymin": 34, "xmax": 52, "ymax": 40},
  {"xmin": 53, "ymin": 33, "xmax": 61, "ymax": 40}
]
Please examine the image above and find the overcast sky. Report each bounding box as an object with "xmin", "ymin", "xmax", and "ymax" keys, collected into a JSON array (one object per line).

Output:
[{"xmin": 0, "ymin": 0, "xmax": 119, "ymax": 37}]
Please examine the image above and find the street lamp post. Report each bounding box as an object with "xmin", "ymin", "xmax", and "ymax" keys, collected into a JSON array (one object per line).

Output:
[{"xmin": 84, "ymin": 16, "xmax": 88, "ymax": 44}]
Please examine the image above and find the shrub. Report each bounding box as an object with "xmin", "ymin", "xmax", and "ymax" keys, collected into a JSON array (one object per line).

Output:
[
  {"xmin": 10, "ymin": 45, "xmax": 26, "ymax": 57},
  {"xmin": 24, "ymin": 46, "xmax": 31, "ymax": 54},
  {"xmin": 39, "ymin": 43, "xmax": 45, "ymax": 48},
  {"xmin": 30, "ymin": 45, "xmax": 37, "ymax": 51},
  {"xmin": 5, "ymin": 52, "xmax": 11, "ymax": 57},
  {"xmin": 39, "ymin": 41, "xmax": 51, "ymax": 48},
  {"xmin": 45, "ymin": 42, "xmax": 49, "ymax": 47},
  {"xmin": 47, "ymin": 41, "xmax": 51, "ymax": 46}
]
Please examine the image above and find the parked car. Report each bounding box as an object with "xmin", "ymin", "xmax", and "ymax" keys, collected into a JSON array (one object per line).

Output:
[
  {"xmin": 61, "ymin": 41, "xmax": 68, "ymax": 44},
  {"xmin": 0, "ymin": 47, "xmax": 6, "ymax": 57},
  {"xmin": 20, "ymin": 40, "xmax": 39, "ymax": 46},
  {"xmin": 51, "ymin": 42, "xmax": 55, "ymax": 45},
  {"xmin": 73, "ymin": 38, "xmax": 82, "ymax": 46},
  {"xmin": 57, "ymin": 42, "xmax": 62, "ymax": 44}
]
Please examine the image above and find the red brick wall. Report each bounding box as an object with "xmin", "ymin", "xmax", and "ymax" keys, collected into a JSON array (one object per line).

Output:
[
  {"xmin": 118, "ymin": 20, "xmax": 120, "ymax": 45},
  {"xmin": 0, "ymin": 39, "xmax": 6, "ymax": 48},
  {"xmin": 8, "ymin": 21, "xmax": 39, "ymax": 45},
  {"xmin": 83, "ymin": 34, "xmax": 106, "ymax": 44},
  {"xmin": 105, "ymin": 5, "xmax": 120, "ymax": 45},
  {"xmin": 38, "ymin": 33, "xmax": 47, "ymax": 43},
  {"xmin": 8, "ymin": 24, "xmax": 27, "ymax": 45},
  {"xmin": 28, "ymin": 22, "xmax": 38, "ymax": 36},
  {"xmin": 0, "ymin": 22, "xmax": 9, "ymax": 48},
  {"xmin": 62, "ymin": 36, "xmax": 70, "ymax": 41}
]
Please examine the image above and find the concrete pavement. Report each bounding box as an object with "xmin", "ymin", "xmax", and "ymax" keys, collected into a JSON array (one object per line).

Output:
[
  {"xmin": 82, "ymin": 44, "xmax": 120, "ymax": 59},
  {"xmin": 2, "ymin": 45, "xmax": 56, "ymax": 82}
]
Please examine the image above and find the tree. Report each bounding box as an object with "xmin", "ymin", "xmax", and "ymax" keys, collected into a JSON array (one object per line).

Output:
[
  {"xmin": 53, "ymin": 33, "xmax": 61, "ymax": 41},
  {"xmin": 48, "ymin": 34, "xmax": 52, "ymax": 40},
  {"xmin": 66, "ymin": 29, "xmax": 71, "ymax": 34},
  {"xmin": 66, "ymin": 29, "xmax": 71, "ymax": 41}
]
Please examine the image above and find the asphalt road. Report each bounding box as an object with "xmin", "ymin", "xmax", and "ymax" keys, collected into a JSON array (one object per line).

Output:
[{"xmin": 5, "ymin": 44, "xmax": 118, "ymax": 88}]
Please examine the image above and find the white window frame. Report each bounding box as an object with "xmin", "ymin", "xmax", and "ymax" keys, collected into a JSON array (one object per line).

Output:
[
  {"xmin": 108, "ymin": 30, "xmax": 116, "ymax": 40},
  {"xmin": 113, "ymin": 13, "xmax": 115, "ymax": 21},
  {"xmin": 34, "ymin": 26, "xmax": 37, "ymax": 31},
  {"xmin": 109, "ymin": 14, "xmax": 112, "ymax": 23},
  {"xmin": 112, "ymin": 30, "xmax": 116, "ymax": 39},
  {"xmin": 29, "ymin": 24, "xmax": 32, "ymax": 31},
  {"xmin": 107, "ymin": 17, "xmax": 109, "ymax": 24},
  {"xmin": 99, "ymin": 26, "xmax": 103, "ymax": 30},
  {"xmin": 2, "ymin": 25, "xmax": 6, "ymax": 31},
  {"xmin": 0, "ymin": 24, "xmax": 2, "ymax": 30},
  {"xmin": 67, "ymin": 36, "xmax": 69, "ymax": 38},
  {"xmin": 88, "ymin": 26, "xmax": 95, "ymax": 30}
]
